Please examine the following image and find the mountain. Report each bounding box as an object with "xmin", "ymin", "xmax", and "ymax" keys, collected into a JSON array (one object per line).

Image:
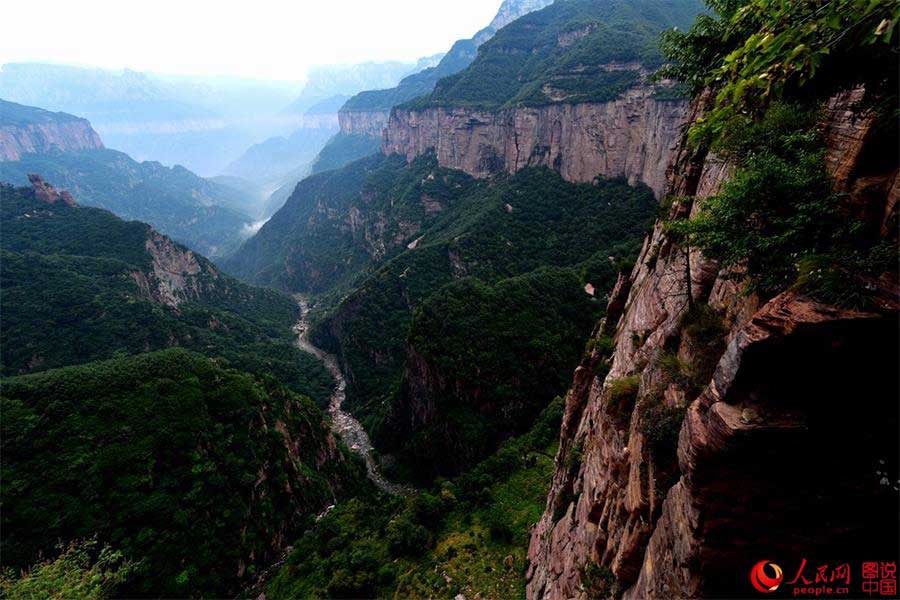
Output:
[
  {"xmin": 337, "ymin": 0, "xmax": 556, "ymax": 138},
  {"xmin": 0, "ymin": 99, "xmax": 256, "ymax": 257},
  {"xmin": 281, "ymin": 60, "xmax": 438, "ymax": 117},
  {"xmin": 222, "ymin": 124, "xmax": 338, "ymax": 189},
  {"xmin": 0, "ymin": 99, "xmax": 104, "ymax": 160},
  {"xmin": 0, "ymin": 177, "xmax": 366, "ymax": 596},
  {"xmin": 308, "ymin": 132, "xmax": 382, "ymax": 175},
  {"xmin": 0, "ymin": 63, "xmax": 301, "ymax": 175},
  {"xmin": 2, "ymin": 349, "xmax": 360, "ymax": 597},
  {"xmin": 4, "ymin": 0, "xmax": 898, "ymax": 598},
  {"xmin": 384, "ymin": 0, "xmax": 703, "ymax": 196},
  {"xmin": 298, "ymin": 0, "xmax": 556, "ymax": 183},
  {"xmin": 0, "ymin": 177, "xmax": 330, "ymax": 400},
  {"xmin": 227, "ymin": 151, "xmax": 657, "ymax": 478},
  {"xmin": 227, "ymin": 0, "xmax": 706, "ymax": 483}
]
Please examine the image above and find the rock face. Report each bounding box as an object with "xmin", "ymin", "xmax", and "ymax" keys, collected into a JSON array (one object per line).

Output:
[
  {"xmin": 383, "ymin": 87, "xmax": 689, "ymax": 197},
  {"xmin": 525, "ymin": 89, "xmax": 899, "ymax": 599},
  {"xmin": 140, "ymin": 230, "xmax": 207, "ymax": 309},
  {"xmin": 488, "ymin": 0, "xmax": 555, "ymax": 31},
  {"xmin": 338, "ymin": 109, "xmax": 391, "ymax": 137},
  {"xmin": 27, "ymin": 174, "xmax": 76, "ymax": 207},
  {"xmin": 0, "ymin": 101, "xmax": 104, "ymax": 161}
]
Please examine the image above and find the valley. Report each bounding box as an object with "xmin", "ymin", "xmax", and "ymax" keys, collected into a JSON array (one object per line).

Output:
[
  {"xmin": 1, "ymin": 0, "xmax": 897, "ymax": 598},
  {"xmin": 295, "ymin": 296, "xmax": 411, "ymax": 495}
]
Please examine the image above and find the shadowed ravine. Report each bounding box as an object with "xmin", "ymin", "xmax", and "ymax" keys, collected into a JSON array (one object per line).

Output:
[{"xmin": 294, "ymin": 297, "xmax": 412, "ymax": 495}]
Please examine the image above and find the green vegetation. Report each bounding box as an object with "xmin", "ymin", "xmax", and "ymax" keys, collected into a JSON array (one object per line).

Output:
[
  {"xmin": 609, "ymin": 375, "xmax": 640, "ymax": 404},
  {"xmin": 639, "ymin": 400, "xmax": 687, "ymax": 464},
  {"xmin": 659, "ymin": 0, "xmax": 898, "ymax": 144},
  {"xmin": 392, "ymin": 268, "xmax": 600, "ymax": 479},
  {"xmin": 407, "ymin": 0, "xmax": 702, "ymax": 110},
  {"xmin": 661, "ymin": 0, "xmax": 898, "ymax": 304},
  {"xmin": 0, "ymin": 540, "xmax": 132, "ymax": 600},
  {"xmin": 0, "ymin": 183, "xmax": 332, "ymax": 403},
  {"xmin": 1, "ymin": 349, "xmax": 363, "ymax": 597},
  {"xmin": 310, "ymin": 132, "xmax": 382, "ymax": 175},
  {"xmin": 265, "ymin": 398, "xmax": 563, "ymax": 600},
  {"xmin": 669, "ymin": 105, "xmax": 839, "ymax": 294},
  {"xmin": 580, "ymin": 562, "xmax": 616, "ymax": 597},
  {"xmin": 280, "ymin": 159, "xmax": 656, "ymax": 477},
  {"xmin": 670, "ymin": 102, "xmax": 895, "ymax": 302},
  {"xmin": 0, "ymin": 147, "xmax": 253, "ymax": 258}
]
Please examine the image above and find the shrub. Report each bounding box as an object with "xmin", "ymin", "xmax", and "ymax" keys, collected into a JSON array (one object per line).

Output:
[
  {"xmin": 563, "ymin": 440, "xmax": 584, "ymax": 477},
  {"xmin": 580, "ymin": 562, "xmax": 616, "ymax": 597},
  {"xmin": 640, "ymin": 402, "xmax": 688, "ymax": 465},
  {"xmin": 482, "ymin": 508, "xmax": 514, "ymax": 544},
  {"xmin": 0, "ymin": 540, "xmax": 132, "ymax": 600},
  {"xmin": 609, "ymin": 376, "xmax": 640, "ymax": 404},
  {"xmin": 386, "ymin": 514, "xmax": 431, "ymax": 556}
]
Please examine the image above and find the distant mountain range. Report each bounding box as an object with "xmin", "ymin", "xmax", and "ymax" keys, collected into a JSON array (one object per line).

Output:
[
  {"xmin": 0, "ymin": 59, "xmax": 441, "ymax": 176},
  {"xmin": 0, "ymin": 99, "xmax": 255, "ymax": 257}
]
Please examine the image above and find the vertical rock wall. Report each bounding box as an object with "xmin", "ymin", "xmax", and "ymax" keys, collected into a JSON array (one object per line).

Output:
[
  {"xmin": 383, "ymin": 87, "xmax": 689, "ymax": 198},
  {"xmin": 525, "ymin": 89, "xmax": 899, "ymax": 599}
]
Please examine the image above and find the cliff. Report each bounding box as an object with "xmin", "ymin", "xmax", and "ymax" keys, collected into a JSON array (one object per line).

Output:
[
  {"xmin": 524, "ymin": 89, "xmax": 899, "ymax": 599},
  {"xmin": 379, "ymin": 0, "xmax": 703, "ymax": 196},
  {"xmin": 0, "ymin": 99, "xmax": 104, "ymax": 161},
  {"xmin": 383, "ymin": 86, "xmax": 688, "ymax": 197},
  {"xmin": 338, "ymin": 109, "xmax": 391, "ymax": 137}
]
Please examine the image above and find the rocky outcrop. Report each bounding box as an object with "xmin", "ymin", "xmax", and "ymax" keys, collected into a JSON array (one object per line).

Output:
[
  {"xmin": 488, "ymin": 0, "xmax": 554, "ymax": 31},
  {"xmin": 338, "ymin": 109, "xmax": 391, "ymax": 137},
  {"xmin": 130, "ymin": 231, "xmax": 209, "ymax": 309},
  {"xmin": 525, "ymin": 89, "xmax": 899, "ymax": 599},
  {"xmin": 27, "ymin": 174, "xmax": 76, "ymax": 207},
  {"xmin": 383, "ymin": 87, "xmax": 689, "ymax": 197},
  {"xmin": 0, "ymin": 116, "xmax": 104, "ymax": 161}
]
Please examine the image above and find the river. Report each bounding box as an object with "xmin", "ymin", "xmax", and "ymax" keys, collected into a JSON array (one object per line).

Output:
[{"xmin": 294, "ymin": 297, "xmax": 411, "ymax": 496}]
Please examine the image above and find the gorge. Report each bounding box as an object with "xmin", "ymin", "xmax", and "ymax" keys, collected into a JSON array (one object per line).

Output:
[{"xmin": 1, "ymin": 0, "xmax": 897, "ymax": 598}]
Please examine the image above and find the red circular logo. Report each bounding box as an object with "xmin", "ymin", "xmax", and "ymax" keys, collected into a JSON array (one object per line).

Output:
[{"xmin": 750, "ymin": 560, "xmax": 784, "ymax": 593}]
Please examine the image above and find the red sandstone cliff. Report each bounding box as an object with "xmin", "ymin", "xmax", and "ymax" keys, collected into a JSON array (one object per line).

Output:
[
  {"xmin": 525, "ymin": 89, "xmax": 899, "ymax": 599},
  {"xmin": 0, "ymin": 117, "xmax": 104, "ymax": 161},
  {"xmin": 383, "ymin": 85, "xmax": 688, "ymax": 198}
]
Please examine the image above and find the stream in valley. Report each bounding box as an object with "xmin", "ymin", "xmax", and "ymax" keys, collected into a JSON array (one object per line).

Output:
[{"xmin": 294, "ymin": 297, "xmax": 411, "ymax": 496}]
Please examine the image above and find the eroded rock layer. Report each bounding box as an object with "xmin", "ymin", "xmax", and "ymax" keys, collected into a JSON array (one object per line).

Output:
[
  {"xmin": 383, "ymin": 87, "xmax": 688, "ymax": 197},
  {"xmin": 525, "ymin": 89, "xmax": 899, "ymax": 599},
  {"xmin": 338, "ymin": 110, "xmax": 391, "ymax": 138},
  {"xmin": 0, "ymin": 117, "xmax": 103, "ymax": 161}
]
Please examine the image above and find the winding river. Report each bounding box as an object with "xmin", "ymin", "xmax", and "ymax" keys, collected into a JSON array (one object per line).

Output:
[{"xmin": 294, "ymin": 298, "xmax": 411, "ymax": 496}]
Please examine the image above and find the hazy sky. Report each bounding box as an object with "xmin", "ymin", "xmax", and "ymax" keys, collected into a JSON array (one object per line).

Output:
[{"xmin": 0, "ymin": 0, "xmax": 502, "ymax": 81}]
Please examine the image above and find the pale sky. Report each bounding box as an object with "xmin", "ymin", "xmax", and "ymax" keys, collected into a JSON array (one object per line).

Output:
[{"xmin": 0, "ymin": 0, "xmax": 503, "ymax": 81}]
